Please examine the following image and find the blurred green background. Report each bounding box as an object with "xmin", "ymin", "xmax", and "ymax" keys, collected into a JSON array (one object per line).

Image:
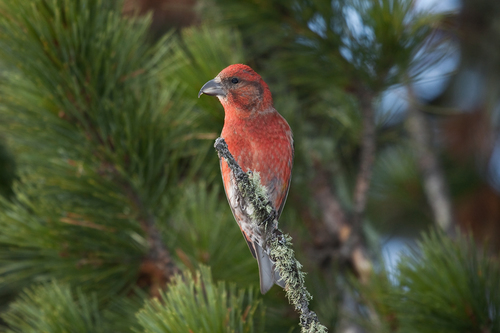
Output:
[{"xmin": 0, "ymin": 0, "xmax": 499, "ymax": 332}]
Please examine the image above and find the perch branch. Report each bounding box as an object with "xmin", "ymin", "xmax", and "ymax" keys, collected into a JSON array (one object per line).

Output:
[{"xmin": 214, "ymin": 137, "xmax": 328, "ymax": 333}]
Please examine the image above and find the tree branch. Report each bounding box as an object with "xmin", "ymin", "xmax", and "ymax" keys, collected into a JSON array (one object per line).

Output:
[
  {"xmin": 406, "ymin": 84, "xmax": 455, "ymax": 234},
  {"xmin": 339, "ymin": 89, "xmax": 376, "ymax": 283},
  {"xmin": 140, "ymin": 212, "xmax": 179, "ymax": 288},
  {"xmin": 308, "ymin": 167, "xmax": 373, "ymax": 287},
  {"xmin": 214, "ymin": 137, "xmax": 328, "ymax": 333},
  {"xmin": 353, "ymin": 90, "xmax": 376, "ymax": 229},
  {"xmin": 311, "ymin": 161, "xmax": 350, "ymax": 241},
  {"xmin": 304, "ymin": 90, "xmax": 376, "ymax": 285},
  {"xmin": 110, "ymin": 166, "xmax": 178, "ymax": 295}
]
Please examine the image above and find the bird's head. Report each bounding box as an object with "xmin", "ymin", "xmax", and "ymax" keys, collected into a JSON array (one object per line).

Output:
[{"xmin": 198, "ymin": 64, "xmax": 273, "ymax": 117}]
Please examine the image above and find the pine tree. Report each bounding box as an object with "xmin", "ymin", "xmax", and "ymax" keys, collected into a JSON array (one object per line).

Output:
[
  {"xmin": 0, "ymin": 0, "xmax": 499, "ymax": 332},
  {"xmin": 0, "ymin": 0, "xmax": 259, "ymax": 331}
]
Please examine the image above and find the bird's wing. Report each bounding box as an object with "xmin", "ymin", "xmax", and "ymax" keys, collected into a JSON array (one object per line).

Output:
[
  {"xmin": 219, "ymin": 136, "xmax": 292, "ymax": 294},
  {"xmin": 220, "ymin": 158, "xmax": 258, "ymax": 259},
  {"xmin": 276, "ymin": 140, "xmax": 294, "ymax": 219},
  {"xmin": 263, "ymin": 136, "xmax": 294, "ymax": 219}
]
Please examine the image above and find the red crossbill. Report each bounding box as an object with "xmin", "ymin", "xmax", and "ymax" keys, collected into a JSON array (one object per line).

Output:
[{"xmin": 199, "ymin": 64, "xmax": 293, "ymax": 294}]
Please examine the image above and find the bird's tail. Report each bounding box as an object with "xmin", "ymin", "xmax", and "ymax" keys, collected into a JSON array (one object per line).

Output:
[{"xmin": 255, "ymin": 243, "xmax": 285, "ymax": 294}]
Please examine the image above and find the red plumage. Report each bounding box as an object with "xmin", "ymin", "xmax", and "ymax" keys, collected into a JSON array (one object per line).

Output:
[{"xmin": 199, "ymin": 64, "xmax": 293, "ymax": 293}]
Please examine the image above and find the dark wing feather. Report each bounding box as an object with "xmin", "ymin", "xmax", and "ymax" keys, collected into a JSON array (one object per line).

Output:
[{"xmin": 276, "ymin": 139, "xmax": 294, "ymax": 219}]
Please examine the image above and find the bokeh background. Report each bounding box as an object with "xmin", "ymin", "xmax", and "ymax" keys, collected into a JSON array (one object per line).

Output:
[{"xmin": 0, "ymin": 0, "xmax": 499, "ymax": 332}]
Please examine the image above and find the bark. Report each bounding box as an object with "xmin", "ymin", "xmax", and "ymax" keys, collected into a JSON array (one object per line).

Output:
[
  {"xmin": 306, "ymin": 89, "xmax": 378, "ymax": 333},
  {"xmin": 310, "ymin": 163, "xmax": 371, "ymax": 283},
  {"xmin": 352, "ymin": 90, "xmax": 376, "ymax": 230},
  {"xmin": 347, "ymin": 89, "xmax": 376, "ymax": 283},
  {"xmin": 118, "ymin": 170, "xmax": 178, "ymax": 296},
  {"xmin": 302, "ymin": 89, "xmax": 375, "ymax": 316},
  {"xmin": 407, "ymin": 85, "xmax": 455, "ymax": 234}
]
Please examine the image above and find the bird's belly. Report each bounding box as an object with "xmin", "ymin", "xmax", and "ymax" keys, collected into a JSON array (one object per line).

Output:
[{"xmin": 223, "ymin": 164, "xmax": 265, "ymax": 248}]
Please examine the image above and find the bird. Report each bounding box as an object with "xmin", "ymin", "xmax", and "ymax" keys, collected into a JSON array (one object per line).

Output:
[{"xmin": 198, "ymin": 64, "xmax": 294, "ymax": 294}]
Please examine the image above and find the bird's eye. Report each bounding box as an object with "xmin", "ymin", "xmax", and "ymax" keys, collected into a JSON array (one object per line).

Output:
[{"xmin": 231, "ymin": 77, "xmax": 239, "ymax": 84}]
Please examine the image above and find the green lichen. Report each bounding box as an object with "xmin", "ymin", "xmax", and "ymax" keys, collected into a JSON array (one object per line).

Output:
[
  {"xmin": 247, "ymin": 171, "xmax": 274, "ymax": 222},
  {"xmin": 215, "ymin": 137, "xmax": 328, "ymax": 332}
]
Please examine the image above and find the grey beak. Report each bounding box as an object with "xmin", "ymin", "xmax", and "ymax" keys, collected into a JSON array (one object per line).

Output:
[{"xmin": 198, "ymin": 79, "xmax": 226, "ymax": 98}]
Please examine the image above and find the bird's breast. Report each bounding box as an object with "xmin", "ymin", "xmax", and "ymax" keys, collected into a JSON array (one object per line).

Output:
[{"xmin": 221, "ymin": 112, "xmax": 293, "ymax": 211}]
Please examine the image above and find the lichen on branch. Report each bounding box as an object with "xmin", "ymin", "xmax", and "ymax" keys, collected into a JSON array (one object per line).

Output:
[{"xmin": 214, "ymin": 137, "xmax": 328, "ymax": 333}]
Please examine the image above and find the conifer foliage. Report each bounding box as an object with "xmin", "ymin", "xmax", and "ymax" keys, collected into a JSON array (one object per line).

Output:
[
  {"xmin": 136, "ymin": 266, "xmax": 263, "ymax": 333},
  {"xmin": 0, "ymin": 0, "xmax": 181, "ymax": 299},
  {"xmin": 0, "ymin": 0, "xmax": 259, "ymax": 331},
  {"xmin": 0, "ymin": 0, "xmax": 499, "ymax": 332},
  {"xmin": 361, "ymin": 232, "xmax": 500, "ymax": 333}
]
